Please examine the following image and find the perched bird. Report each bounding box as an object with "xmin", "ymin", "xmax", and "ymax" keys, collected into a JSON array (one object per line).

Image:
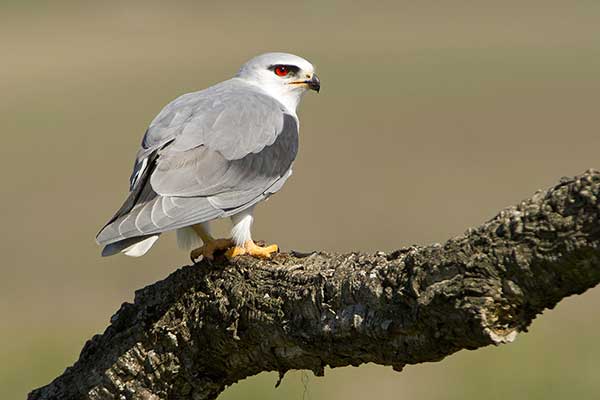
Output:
[{"xmin": 96, "ymin": 52, "xmax": 320, "ymax": 260}]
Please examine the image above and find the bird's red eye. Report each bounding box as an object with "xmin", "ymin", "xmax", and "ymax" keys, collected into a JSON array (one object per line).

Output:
[{"xmin": 274, "ymin": 65, "xmax": 289, "ymax": 77}]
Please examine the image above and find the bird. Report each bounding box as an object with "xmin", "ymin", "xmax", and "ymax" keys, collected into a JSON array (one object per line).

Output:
[{"xmin": 96, "ymin": 52, "xmax": 320, "ymax": 261}]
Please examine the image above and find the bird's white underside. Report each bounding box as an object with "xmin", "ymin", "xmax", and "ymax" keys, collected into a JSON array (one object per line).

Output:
[
  {"xmin": 176, "ymin": 226, "xmax": 203, "ymax": 250},
  {"xmin": 230, "ymin": 206, "xmax": 255, "ymax": 246}
]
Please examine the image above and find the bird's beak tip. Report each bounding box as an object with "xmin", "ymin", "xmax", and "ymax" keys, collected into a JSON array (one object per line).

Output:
[{"xmin": 308, "ymin": 74, "xmax": 320, "ymax": 93}]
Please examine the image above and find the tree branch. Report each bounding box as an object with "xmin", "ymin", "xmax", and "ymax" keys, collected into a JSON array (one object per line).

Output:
[{"xmin": 29, "ymin": 170, "xmax": 600, "ymax": 400}]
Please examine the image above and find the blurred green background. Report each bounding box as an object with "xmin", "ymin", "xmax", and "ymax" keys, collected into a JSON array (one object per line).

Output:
[{"xmin": 2, "ymin": 1, "xmax": 600, "ymax": 399}]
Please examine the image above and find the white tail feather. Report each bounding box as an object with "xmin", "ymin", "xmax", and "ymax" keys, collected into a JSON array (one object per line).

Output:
[
  {"xmin": 123, "ymin": 235, "xmax": 160, "ymax": 257},
  {"xmin": 176, "ymin": 227, "xmax": 202, "ymax": 250}
]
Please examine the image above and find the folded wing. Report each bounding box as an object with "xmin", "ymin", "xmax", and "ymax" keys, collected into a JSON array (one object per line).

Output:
[{"xmin": 97, "ymin": 79, "xmax": 298, "ymax": 246}]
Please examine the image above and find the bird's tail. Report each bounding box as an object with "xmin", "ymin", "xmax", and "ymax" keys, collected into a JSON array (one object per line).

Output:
[{"xmin": 101, "ymin": 234, "xmax": 160, "ymax": 257}]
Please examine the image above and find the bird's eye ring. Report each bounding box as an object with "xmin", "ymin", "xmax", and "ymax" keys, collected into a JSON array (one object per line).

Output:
[{"xmin": 274, "ymin": 65, "xmax": 289, "ymax": 77}]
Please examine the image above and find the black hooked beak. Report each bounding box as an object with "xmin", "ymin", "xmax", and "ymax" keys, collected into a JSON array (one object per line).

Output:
[{"xmin": 306, "ymin": 74, "xmax": 320, "ymax": 93}]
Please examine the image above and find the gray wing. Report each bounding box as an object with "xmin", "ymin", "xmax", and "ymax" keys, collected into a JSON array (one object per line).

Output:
[{"xmin": 96, "ymin": 79, "xmax": 298, "ymax": 246}]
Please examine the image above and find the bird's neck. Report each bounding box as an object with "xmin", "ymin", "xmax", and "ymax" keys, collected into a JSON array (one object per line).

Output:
[
  {"xmin": 237, "ymin": 78, "xmax": 304, "ymax": 115},
  {"xmin": 265, "ymin": 86, "xmax": 305, "ymax": 115}
]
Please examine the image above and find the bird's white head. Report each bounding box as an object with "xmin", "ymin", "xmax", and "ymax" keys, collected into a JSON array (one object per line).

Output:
[{"xmin": 235, "ymin": 52, "xmax": 320, "ymax": 113}]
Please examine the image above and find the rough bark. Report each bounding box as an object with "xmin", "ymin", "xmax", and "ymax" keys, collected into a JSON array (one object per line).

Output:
[{"xmin": 30, "ymin": 170, "xmax": 600, "ymax": 400}]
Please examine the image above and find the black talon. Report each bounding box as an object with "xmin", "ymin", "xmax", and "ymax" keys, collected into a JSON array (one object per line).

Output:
[{"xmin": 290, "ymin": 250, "xmax": 316, "ymax": 258}]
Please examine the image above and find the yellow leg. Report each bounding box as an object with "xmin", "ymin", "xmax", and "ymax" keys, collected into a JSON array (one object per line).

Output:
[
  {"xmin": 225, "ymin": 240, "xmax": 279, "ymax": 259},
  {"xmin": 190, "ymin": 224, "xmax": 233, "ymax": 261}
]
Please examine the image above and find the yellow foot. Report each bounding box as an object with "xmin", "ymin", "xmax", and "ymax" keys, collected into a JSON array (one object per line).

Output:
[
  {"xmin": 190, "ymin": 238, "xmax": 233, "ymax": 262},
  {"xmin": 225, "ymin": 241, "xmax": 279, "ymax": 259}
]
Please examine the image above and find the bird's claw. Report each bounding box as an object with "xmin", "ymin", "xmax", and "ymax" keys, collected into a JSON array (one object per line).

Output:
[
  {"xmin": 190, "ymin": 238, "xmax": 234, "ymax": 263},
  {"xmin": 225, "ymin": 241, "xmax": 279, "ymax": 259}
]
